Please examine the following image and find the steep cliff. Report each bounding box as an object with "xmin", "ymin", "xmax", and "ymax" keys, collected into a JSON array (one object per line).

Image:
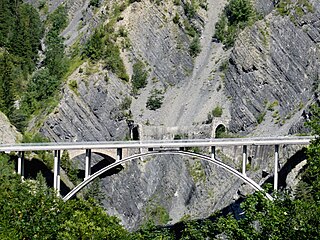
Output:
[
  {"xmin": 225, "ymin": 0, "xmax": 320, "ymax": 135},
  {"xmin": 40, "ymin": 63, "xmax": 131, "ymax": 142}
]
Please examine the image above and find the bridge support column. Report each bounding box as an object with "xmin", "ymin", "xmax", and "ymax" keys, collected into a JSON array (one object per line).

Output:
[
  {"xmin": 85, "ymin": 149, "xmax": 92, "ymax": 179},
  {"xmin": 53, "ymin": 150, "xmax": 61, "ymax": 195},
  {"xmin": 242, "ymin": 145, "xmax": 247, "ymax": 176},
  {"xmin": 17, "ymin": 151, "xmax": 25, "ymax": 179},
  {"xmin": 274, "ymin": 145, "xmax": 279, "ymax": 191},
  {"xmin": 117, "ymin": 148, "xmax": 122, "ymax": 162},
  {"xmin": 211, "ymin": 146, "xmax": 216, "ymax": 160}
]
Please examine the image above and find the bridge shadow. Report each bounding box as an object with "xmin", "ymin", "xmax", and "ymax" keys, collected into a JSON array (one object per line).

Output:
[
  {"xmin": 262, "ymin": 147, "xmax": 307, "ymax": 190},
  {"xmin": 76, "ymin": 153, "xmax": 123, "ymax": 180},
  {"xmin": 12, "ymin": 155, "xmax": 71, "ymax": 196}
]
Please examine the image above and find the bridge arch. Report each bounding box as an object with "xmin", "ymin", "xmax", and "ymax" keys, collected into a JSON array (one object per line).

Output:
[
  {"xmin": 68, "ymin": 149, "xmax": 120, "ymax": 161},
  {"xmin": 63, "ymin": 150, "xmax": 273, "ymax": 201}
]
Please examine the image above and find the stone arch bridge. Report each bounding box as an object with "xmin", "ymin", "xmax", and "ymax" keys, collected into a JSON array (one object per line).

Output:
[{"xmin": 0, "ymin": 137, "xmax": 313, "ymax": 202}]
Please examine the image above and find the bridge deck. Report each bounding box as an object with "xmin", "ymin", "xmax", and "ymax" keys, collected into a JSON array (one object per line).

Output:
[{"xmin": 0, "ymin": 136, "xmax": 313, "ymax": 152}]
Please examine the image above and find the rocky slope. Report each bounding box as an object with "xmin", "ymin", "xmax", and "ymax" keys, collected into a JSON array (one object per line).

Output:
[
  {"xmin": 40, "ymin": 63, "xmax": 131, "ymax": 142},
  {"xmin": 0, "ymin": 111, "xmax": 22, "ymax": 144},
  {"xmin": 19, "ymin": 0, "xmax": 319, "ymax": 230},
  {"xmin": 226, "ymin": 0, "xmax": 320, "ymax": 136}
]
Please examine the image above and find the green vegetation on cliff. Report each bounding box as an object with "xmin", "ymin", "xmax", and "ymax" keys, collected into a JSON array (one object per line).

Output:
[
  {"xmin": 83, "ymin": 4, "xmax": 129, "ymax": 82},
  {"xmin": 0, "ymin": 1, "xmax": 70, "ymax": 132},
  {"xmin": 214, "ymin": 0, "xmax": 257, "ymax": 48},
  {"xmin": 0, "ymin": 0, "xmax": 43, "ymax": 124}
]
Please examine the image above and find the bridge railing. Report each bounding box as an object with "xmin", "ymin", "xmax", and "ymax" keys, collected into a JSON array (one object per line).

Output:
[{"xmin": 0, "ymin": 136, "xmax": 314, "ymax": 195}]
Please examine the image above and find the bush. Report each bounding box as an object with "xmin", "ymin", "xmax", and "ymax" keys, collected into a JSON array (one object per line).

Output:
[
  {"xmin": 84, "ymin": 26, "xmax": 129, "ymax": 81},
  {"xmin": 189, "ymin": 34, "xmax": 201, "ymax": 57},
  {"xmin": 146, "ymin": 89, "xmax": 164, "ymax": 110},
  {"xmin": 120, "ymin": 96, "xmax": 132, "ymax": 110},
  {"xmin": 214, "ymin": 0, "xmax": 256, "ymax": 48},
  {"xmin": 206, "ymin": 106, "xmax": 223, "ymax": 123},
  {"xmin": 89, "ymin": 0, "xmax": 100, "ymax": 8},
  {"xmin": 212, "ymin": 106, "xmax": 223, "ymax": 117},
  {"xmin": 173, "ymin": 12, "xmax": 180, "ymax": 24},
  {"xmin": 131, "ymin": 60, "xmax": 148, "ymax": 94},
  {"xmin": 184, "ymin": 2, "xmax": 196, "ymax": 19},
  {"xmin": 257, "ymin": 111, "xmax": 266, "ymax": 124}
]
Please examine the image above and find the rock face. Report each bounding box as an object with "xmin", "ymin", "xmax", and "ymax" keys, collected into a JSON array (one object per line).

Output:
[
  {"xmin": 255, "ymin": 0, "xmax": 275, "ymax": 16},
  {"xmin": 123, "ymin": 1, "xmax": 194, "ymax": 86},
  {"xmin": 225, "ymin": 1, "xmax": 320, "ymax": 135},
  {"xmin": 40, "ymin": 63, "xmax": 131, "ymax": 142},
  {"xmin": 0, "ymin": 111, "xmax": 22, "ymax": 144}
]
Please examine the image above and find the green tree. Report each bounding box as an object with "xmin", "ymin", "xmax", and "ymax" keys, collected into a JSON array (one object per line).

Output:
[
  {"xmin": 301, "ymin": 105, "xmax": 320, "ymax": 201},
  {"xmin": 84, "ymin": 27, "xmax": 104, "ymax": 60},
  {"xmin": 0, "ymin": 52, "xmax": 15, "ymax": 114},
  {"xmin": 0, "ymin": 154, "xmax": 130, "ymax": 239},
  {"xmin": 132, "ymin": 60, "xmax": 148, "ymax": 94},
  {"xmin": 214, "ymin": 0, "xmax": 255, "ymax": 48},
  {"xmin": 226, "ymin": 0, "xmax": 254, "ymax": 25},
  {"xmin": 189, "ymin": 34, "xmax": 201, "ymax": 57},
  {"xmin": 146, "ymin": 89, "xmax": 164, "ymax": 110}
]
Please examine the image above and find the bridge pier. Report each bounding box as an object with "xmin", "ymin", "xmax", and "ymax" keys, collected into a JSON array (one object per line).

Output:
[
  {"xmin": 211, "ymin": 146, "xmax": 216, "ymax": 160},
  {"xmin": 17, "ymin": 151, "xmax": 25, "ymax": 179},
  {"xmin": 242, "ymin": 145, "xmax": 247, "ymax": 176},
  {"xmin": 117, "ymin": 148, "xmax": 122, "ymax": 162},
  {"xmin": 274, "ymin": 145, "xmax": 279, "ymax": 191},
  {"xmin": 53, "ymin": 150, "xmax": 61, "ymax": 195},
  {"xmin": 85, "ymin": 149, "xmax": 92, "ymax": 179}
]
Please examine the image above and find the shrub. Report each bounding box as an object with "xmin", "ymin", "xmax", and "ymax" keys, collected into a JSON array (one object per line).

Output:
[
  {"xmin": 146, "ymin": 89, "xmax": 164, "ymax": 110},
  {"xmin": 84, "ymin": 26, "xmax": 129, "ymax": 82},
  {"xmin": 214, "ymin": 0, "xmax": 256, "ymax": 48},
  {"xmin": 189, "ymin": 34, "xmax": 201, "ymax": 57},
  {"xmin": 184, "ymin": 1, "xmax": 196, "ymax": 19},
  {"xmin": 257, "ymin": 111, "xmax": 266, "ymax": 124},
  {"xmin": 132, "ymin": 60, "xmax": 148, "ymax": 94},
  {"xmin": 120, "ymin": 96, "xmax": 132, "ymax": 110},
  {"xmin": 68, "ymin": 80, "xmax": 78, "ymax": 95},
  {"xmin": 89, "ymin": 0, "xmax": 100, "ymax": 8},
  {"xmin": 212, "ymin": 106, "xmax": 223, "ymax": 117},
  {"xmin": 173, "ymin": 12, "xmax": 180, "ymax": 24}
]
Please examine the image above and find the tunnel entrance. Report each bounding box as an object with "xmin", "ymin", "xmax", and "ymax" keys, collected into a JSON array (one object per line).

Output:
[
  {"xmin": 132, "ymin": 126, "xmax": 140, "ymax": 140},
  {"xmin": 215, "ymin": 124, "xmax": 227, "ymax": 138}
]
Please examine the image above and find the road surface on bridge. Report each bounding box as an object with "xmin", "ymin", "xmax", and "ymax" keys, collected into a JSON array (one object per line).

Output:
[{"xmin": 0, "ymin": 136, "xmax": 313, "ymax": 152}]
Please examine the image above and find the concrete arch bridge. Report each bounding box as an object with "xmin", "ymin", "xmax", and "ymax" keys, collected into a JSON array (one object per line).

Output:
[{"xmin": 0, "ymin": 137, "xmax": 313, "ymax": 202}]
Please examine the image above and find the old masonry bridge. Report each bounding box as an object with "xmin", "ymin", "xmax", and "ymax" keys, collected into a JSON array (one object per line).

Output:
[{"xmin": 0, "ymin": 136, "xmax": 313, "ymax": 201}]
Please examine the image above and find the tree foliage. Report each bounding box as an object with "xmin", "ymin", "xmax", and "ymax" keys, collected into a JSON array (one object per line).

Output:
[
  {"xmin": 214, "ymin": 0, "xmax": 256, "ymax": 48},
  {"xmin": 84, "ymin": 24, "xmax": 129, "ymax": 81},
  {"xmin": 0, "ymin": 0, "xmax": 43, "ymax": 121},
  {"xmin": 0, "ymin": 1, "xmax": 70, "ymax": 132},
  {"xmin": 146, "ymin": 89, "xmax": 164, "ymax": 110},
  {"xmin": 0, "ymin": 154, "xmax": 129, "ymax": 239},
  {"xmin": 132, "ymin": 60, "xmax": 148, "ymax": 94},
  {"xmin": 301, "ymin": 105, "xmax": 320, "ymax": 201}
]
